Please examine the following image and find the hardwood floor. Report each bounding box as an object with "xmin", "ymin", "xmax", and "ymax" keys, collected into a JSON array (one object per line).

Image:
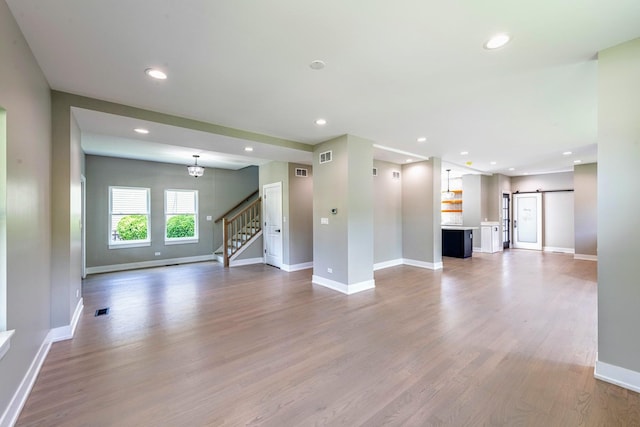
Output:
[{"xmin": 16, "ymin": 251, "xmax": 640, "ymax": 426}]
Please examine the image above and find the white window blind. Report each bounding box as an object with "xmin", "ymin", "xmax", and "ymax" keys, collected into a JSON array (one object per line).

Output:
[
  {"xmin": 109, "ymin": 187, "xmax": 150, "ymax": 247},
  {"xmin": 165, "ymin": 189, "xmax": 198, "ymax": 243}
]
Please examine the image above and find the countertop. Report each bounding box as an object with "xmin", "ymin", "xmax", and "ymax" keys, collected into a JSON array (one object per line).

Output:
[{"xmin": 441, "ymin": 226, "xmax": 479, "ymax": 230}]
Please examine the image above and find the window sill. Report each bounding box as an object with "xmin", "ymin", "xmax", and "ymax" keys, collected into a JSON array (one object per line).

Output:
[
  {"xmin": 109, "ymin": 242, "xmax": 151, "ymax": 250},
  {"xmin": 0, "ymin": 330, "xmax": 15, "ymax": 361},
  {"xmin": 164, "ymin": 238, "xmax": 199, "ymax": 246}
]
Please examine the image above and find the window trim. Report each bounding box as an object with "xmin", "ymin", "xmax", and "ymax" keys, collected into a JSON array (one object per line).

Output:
[
  {"xmin": 164, "ymin": 189, "xmax": 199, "ymax": 244},
  {"xmin": 108, "ymin": 186, "xmax": 151, "ymax": 249}
]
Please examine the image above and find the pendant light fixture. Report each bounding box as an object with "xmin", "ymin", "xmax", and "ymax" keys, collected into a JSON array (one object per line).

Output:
[
  {"xmin": 443, "ymin": 169, "xmax": 455, "ymax": 199},
  {"xmin": 187, "ymin": 154, "xmax": 204, "ymax": 178}
]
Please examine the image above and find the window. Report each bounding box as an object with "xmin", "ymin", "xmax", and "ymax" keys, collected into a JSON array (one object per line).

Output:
[
  {"xmin": 109, "ymin": 186, "xmax": 150, "ymax": 248},
  {"xmin": 165, "ymin": 189, "xmax": 198, "ymax": 244}
]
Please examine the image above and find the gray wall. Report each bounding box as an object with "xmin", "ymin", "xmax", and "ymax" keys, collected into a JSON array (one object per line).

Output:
[
  {"xmin": 313, "ymin": 135, "xmax": 374, "ymax": 286},
  {"xmin": 401, "ymin": 158, "xmax": 442, "ymax": 266},
  {"xmin": 86, "ymin": 155, "xmax": 258, "ymax": 268},
  {"xmin": 373, "ymin": 160, "xmax": 403, "ymax": 264},
  {"xmin": 287, "ymin": 163, "xmax": 313, "ymax": 266},
  {"xmin": 51, "ymin": 94, "xmax": 84, "ymax": 329},
  {"xmin": 0, "ymin": 1, "xmax": 53, "ymax": 416},
  {"xmin": 597, "ymin": 38, "xmax": 640, "ymax": 373},
  {"xmin": 511, "ymin": 172, "xmax": 573, "ymax": 192},
  {"xmin": 574, "ymin": 163, "xmax": 597, "ymax": 256},
  {"xmin": 543, "ymin": 192, "xmax": 575, "ymax": 250}
]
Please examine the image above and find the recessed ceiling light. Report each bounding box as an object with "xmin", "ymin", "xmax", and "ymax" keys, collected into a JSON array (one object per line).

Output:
[
  {"xmin": 484, "ymin": 33, "xmax": 511, "ymax": 50},
  {"xmin": 490, "ymin": 161, "xmax": 497, "ymax": 165},
  {"xmin": 574, "ymin": 159, "xmax": 582, "ymax": 164},
  {"xmin": 563, "ymin": 151, "xmax": 572, "ymax": 156},
  {"xmin": 508, "ymin": 167, "xmax": 515, "ymax": 171},
  {"xmin": 309, "ymin": 60, "xmax": 326, "ymax": 70},
  {"xmin": 460, "ymin": 151, "xmax": 469, "ymax": 155},
  {"xmin": 145, "ymin": 68, "xmax": 167, "ymax": 80},
  {"xmin": 134, "ymin": 128, "xmax": 149, "ymax": 134},
  {"xmin": 244, "ymin": 147, "xmax": 254, "ymax": 152},
  {"xmin": 523, "ymin": 172, "xmax": 529, "ymax": 175},
  {"xmin": 315, "ymin": 118, "xmax": 327, "ymax": 126},
  {"xmin": 406, "ymin": 159, "xmax": 413, "ymax": 163},
  {"xmin": 417, "ymin": 137, "xmax": 427, "ymax": 143}
]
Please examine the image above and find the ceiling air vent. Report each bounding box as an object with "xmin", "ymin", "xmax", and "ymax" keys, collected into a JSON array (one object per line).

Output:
[
  {"xmin": 373, "ymin": 167, "xmax": 378, "ymax": 176},
  {"xmin": 319, "ymin": 150, "xmax": 332, "ymax": 164},
  {"xmin": 295, "ymin": 168, "xmax": 308, "ymax": 177},
  {"xmin": 392, "ymin": 171, "xmax": 401, "ymax": 179}
]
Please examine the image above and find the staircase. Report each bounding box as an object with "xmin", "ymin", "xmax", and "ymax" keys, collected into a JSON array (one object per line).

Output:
[{"xmin": 215, "ymin": 197, "xmax": 262, "ymax": 267}]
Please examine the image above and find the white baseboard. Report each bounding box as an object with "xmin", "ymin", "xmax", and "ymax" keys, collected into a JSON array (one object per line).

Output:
[
  {"xmin": 543, "ymin": 246, "xmax": 575, "ymax": 254},
  {"xmin": 402, "ymin": 258, "xmax": 443, "ymax": 270},
  {"xmin": 281, "ymin": 262, "xmax": 313, "ymax": 272},
  {"xmin": 86, "ymin": 254, "xmax": 215, "ymax": 275},
  {"xmin": 595, "ymin": 357, "xmax": 640, "ymax": 394},
  {"xmin": 312, "ymin": 275, "xmax": 375, "ymax": 295},
  {"xmin": 47, "ymin": 298, "xmax": 83, "ymax": 343},
  {"xmin": 0, "ymin": 335, "xmax": 51, "ymax": 427},
  {"xmin": 473, "ymin": 246, "xmax": 482, "ymax": 253},
  {"xmin": 575, "ymin": 254, "xmax": 598, "ymax": 261},
  {"xmin": 373, "ymin": 259, "xmax": 403, "ymax": 271},
  {"xmin": 229, "ymin": 257, "xmax": 264, "ymax": 267}
]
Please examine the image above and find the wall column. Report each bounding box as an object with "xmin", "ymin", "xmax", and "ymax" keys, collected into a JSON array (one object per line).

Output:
[
  {"xmin": 595, "ymin": 37, "xmax": 640, "ymax": 392},
  {"xmin": 312, "ymin": 135, "xmax": 374, "ymax": 294}
]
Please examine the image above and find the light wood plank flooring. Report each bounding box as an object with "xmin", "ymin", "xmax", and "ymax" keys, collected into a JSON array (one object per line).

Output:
[{"xmin": 17, "ymin": 250, "xmax": 640, "ymax": 426}]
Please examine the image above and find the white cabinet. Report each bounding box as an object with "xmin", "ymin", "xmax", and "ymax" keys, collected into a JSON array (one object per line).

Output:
[{"xmin": 480, "ymin": 222, "xmax": 502, "ymax": 253}]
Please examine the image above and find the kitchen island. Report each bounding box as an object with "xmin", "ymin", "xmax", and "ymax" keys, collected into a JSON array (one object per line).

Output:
[{"xmin": 442, "ymin": 226, "xmax": 478, "ymax": 258}]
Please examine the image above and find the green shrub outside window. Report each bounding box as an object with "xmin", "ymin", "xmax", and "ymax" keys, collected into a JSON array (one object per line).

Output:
[
  {"xmin": 166, "ymin": 214, "xmax": 195, "ymax": 238},
  {"xmin": 116, "ymin": 215, "xmax": 148, "ymax": 240}
]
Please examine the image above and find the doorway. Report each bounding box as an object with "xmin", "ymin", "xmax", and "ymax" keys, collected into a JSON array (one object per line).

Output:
[
  {"xmin": 263, "ymin": 182, "xmax": 283, "ymax": 268},
  {"xmin": 81, "ymin": 175, "xmax": 86, "ymax": 279},
  {"xmin": 513, "ymin": 193, "xmax": 542, "ymax": 250},
  {"xmin": 502, "ymin": 193, "xmax": 511, "ymax": 249}
]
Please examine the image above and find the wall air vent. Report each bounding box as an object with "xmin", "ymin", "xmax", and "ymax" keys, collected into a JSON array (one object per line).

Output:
[
  {"xmin": 95, "ymin": 307, "xmax": 110, "ymax": 316},
  {"xmin": 295, "ymin": 168, "xmax": 308, "ymax": 177},
  {"xmin": 373, "ymin": 167, "xmax": 378, "ymax": 176},
  {"xmin": 319, "ymin": 150, "xmax": 332, "ymax": 164},
  {"xmin": 392, "ymin": 171, "xmax": 401, "ymax": 179}
]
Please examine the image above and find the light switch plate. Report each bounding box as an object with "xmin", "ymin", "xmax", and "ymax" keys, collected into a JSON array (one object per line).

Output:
[{"xmin": 321, "ymin": 217, "xmax": 329, "ymax": 224}]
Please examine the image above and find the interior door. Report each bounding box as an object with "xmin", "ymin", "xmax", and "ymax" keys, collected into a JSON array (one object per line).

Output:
[
  {"xmin": 263, "ymin": 182, "xmax": 283, "ymax": 268},
  {"xmin": 513, "ymin": 193, "xmax": 542, "ymax": 250}
]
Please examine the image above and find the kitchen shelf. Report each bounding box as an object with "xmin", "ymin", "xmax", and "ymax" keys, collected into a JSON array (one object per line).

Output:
[
  {"xmin": 441, "ymin": 209, "xmax": 463, "ymax": 213},
  {"xmin": 441, "ymin": 200, "xmax": 462, "ymax": 204}
]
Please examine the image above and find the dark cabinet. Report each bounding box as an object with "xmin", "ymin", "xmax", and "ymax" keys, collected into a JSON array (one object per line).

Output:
[{"xmin": 442, "ymin": 229, "xmax": 473, "ymax": 258}]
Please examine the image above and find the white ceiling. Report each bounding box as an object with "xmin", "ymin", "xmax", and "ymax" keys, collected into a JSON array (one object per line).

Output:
[{"xmin": 7, "ymin": 1, "xmax": 640, "ymax": 175}]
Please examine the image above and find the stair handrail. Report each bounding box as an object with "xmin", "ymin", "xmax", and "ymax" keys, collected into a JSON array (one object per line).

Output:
[
  {"xmin": 214, "ymin": 190, "xmax": 259, "ymax": 223},
  {"xmin": 223, "ymin": 197, "xmax": 262, "ymax": 267}
]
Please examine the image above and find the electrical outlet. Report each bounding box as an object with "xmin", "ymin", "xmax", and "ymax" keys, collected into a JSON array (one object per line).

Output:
[
  {"xmin": 321, "ymin": 217, "xmax": 329, "ymax": 225},
  {"xmin": 76, "ymin": 289, "xmax": 79, "ymax": 298},
  {"xmin": 327, "ymin": 267, "xmax": 333, "ymax": 273},
  {"xmin": 155, "ymin": 252, "xmax": 161, "ymax": 256}
]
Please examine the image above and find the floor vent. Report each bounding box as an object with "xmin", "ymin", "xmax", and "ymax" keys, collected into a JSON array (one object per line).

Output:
[{"xmin": 95, "ymin": 308, "xmax": 110, "ymax": 317}]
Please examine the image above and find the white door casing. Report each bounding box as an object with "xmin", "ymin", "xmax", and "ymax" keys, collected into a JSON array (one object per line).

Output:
[
  {"xmin": 513, "ymin": 193, "xmax": 542, "ymax": 250},
  {"xmin": 263, "ymin": 182, "xmax": 283, "ymax": 268}
]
